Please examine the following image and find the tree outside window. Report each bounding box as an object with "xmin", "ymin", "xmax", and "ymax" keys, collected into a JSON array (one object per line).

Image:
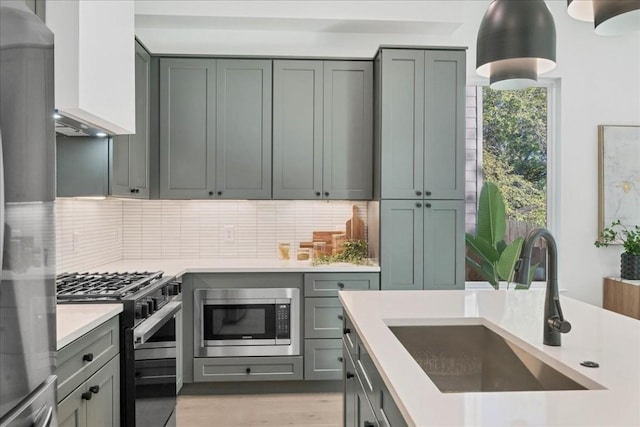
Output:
[{"xmin": 466, "ymin": 86, "xmax": 549, "ymax": 282}]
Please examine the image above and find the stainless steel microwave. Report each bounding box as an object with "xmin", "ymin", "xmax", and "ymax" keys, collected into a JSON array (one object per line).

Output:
[{"xmin": 193, "ymin": 288, "xmax": 300, "ymax": 357}]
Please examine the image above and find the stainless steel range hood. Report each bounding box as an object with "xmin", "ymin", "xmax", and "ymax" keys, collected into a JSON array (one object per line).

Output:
[{"xmin": 54, "ymin": 111, "xmax": 111, "ymax": 137}]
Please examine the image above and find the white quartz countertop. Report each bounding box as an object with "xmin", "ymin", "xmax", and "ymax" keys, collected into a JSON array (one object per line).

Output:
[
  {"xmin": 89, "ymin": 258, "xmax": 380, "ymax": 278},
  {"xmin": 339, "ymin": 290, "xmax": 640, "ymax": 427},
  {"xmin": 56, "ymin": 304, "xmax": 122, "ymax": 350}
]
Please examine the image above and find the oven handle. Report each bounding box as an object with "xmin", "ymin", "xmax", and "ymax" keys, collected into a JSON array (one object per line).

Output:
[{"xmin": 134, "ymin": 301, "xmax": 182, "ymax": 347}]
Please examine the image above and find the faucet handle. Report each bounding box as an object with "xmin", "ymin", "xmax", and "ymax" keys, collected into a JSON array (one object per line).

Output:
[
  {"xmin": 549, "ymin": 297, "xmax": 572, "ymax": 333},
  {"xmin": 553, "ymin": 297, "xmax": 565, "ymax": 321}
]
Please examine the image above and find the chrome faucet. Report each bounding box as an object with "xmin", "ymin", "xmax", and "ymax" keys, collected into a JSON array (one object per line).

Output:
[{"xmin": 513, "ymin": 228, "xmax": 571, "ymax": 346}]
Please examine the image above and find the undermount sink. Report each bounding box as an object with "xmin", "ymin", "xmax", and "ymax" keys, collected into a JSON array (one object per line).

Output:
[{"xmin": 389, "ymin": 325, "xmax": 591, "ymax": 393}]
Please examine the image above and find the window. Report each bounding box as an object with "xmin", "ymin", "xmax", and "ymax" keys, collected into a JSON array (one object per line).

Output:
[{"xmin": 465, "ymin": 86, "xmax": 550, "ymax": 283}]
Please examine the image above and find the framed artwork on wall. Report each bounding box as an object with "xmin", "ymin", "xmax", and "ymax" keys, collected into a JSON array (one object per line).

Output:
[{"xmin": 598, "ymin": 125, "xmax": 640, "ymax": 236}]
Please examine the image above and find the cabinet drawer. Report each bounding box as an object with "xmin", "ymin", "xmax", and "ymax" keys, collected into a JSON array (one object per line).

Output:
[
  {"xmin": 304, "ymin": 273, "xmax": 379, "ymax": 297},
  {"xmin": 57, "ymin": 316, "xmax": 119, "ymax": 401},
  {"xmin": 305, "ymin": 298, "xmax": 344, "ymax": 339},
  {"xmin": 193, "ymin": 356, "xmax": 303, "ymax": 382},
  {"xmin": 304, "ymin": 339, "xmax": 343, "ymax": 380}
]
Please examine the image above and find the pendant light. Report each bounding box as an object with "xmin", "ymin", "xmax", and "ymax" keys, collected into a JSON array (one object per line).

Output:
[
  {"xmin": 567, "ymin": 0, "xmax": 640, "ymax": 35},
  {"xmin": 476, "ymin": 0, "xmax": 556, "ymax": 90}
]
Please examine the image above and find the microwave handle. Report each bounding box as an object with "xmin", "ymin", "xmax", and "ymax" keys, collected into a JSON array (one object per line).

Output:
[{"xmin": 134, "ymin": 301, "xmax": 182, "ymax": 347}]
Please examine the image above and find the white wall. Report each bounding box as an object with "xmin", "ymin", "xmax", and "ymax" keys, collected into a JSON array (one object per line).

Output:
[{"xmin": 134, "ymin": 1, "xmax": 640, "ymax": 306}]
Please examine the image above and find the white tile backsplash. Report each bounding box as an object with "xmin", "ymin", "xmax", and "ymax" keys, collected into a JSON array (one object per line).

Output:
[
  {"xmin": 55, "ymin": 198, "xmax": 123, "ymax": 273},
  {"xmin": 55, "ymin": 198, "xmax": 368, "ymax": 272}
]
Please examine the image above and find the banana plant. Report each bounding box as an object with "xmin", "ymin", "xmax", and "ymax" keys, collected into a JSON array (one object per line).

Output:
[{"xmin": 466, "ymin": 182, "xmax": 534, "ymax": 289}]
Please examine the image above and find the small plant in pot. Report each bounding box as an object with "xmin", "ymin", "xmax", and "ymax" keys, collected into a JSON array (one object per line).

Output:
[{"xmin": 595, "ymin": 220, "xmax": 640, "ymax": 280}]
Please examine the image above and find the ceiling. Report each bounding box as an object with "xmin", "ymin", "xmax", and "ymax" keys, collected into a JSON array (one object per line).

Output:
[{"xmin": 133, "ymin": 1, "xmax": 477, "ymax": 57}]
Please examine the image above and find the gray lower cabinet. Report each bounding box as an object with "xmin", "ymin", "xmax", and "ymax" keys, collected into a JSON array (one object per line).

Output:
[
  {"xmin": 380, "ymin": 199, "xmax": 464, "ymax": 290},
  {"xmin": 305, "ymin": 298, "xmax": 344, "ymax": 339},
  {"xmin": 303, "ymin": 273, "xmax": 379, "ymax": 381},
  {"xmin": 304, "ymin": 273, "xmax": 379, "ymax": 297},
  {"xmin": 160, "ymin": 58, "xmax": 272, "ymax": 199},
  {"xmin": 57, "ymin": 316, "xmax": 120, "ymax": 427},
  {"xmin": 272, "ymin": 60, "xmax": 373, "ymax": 200},
  {"xmin": 304, "ymin": 339, "xmax": 343, "ymax": 380},
  {"xmin": 193, "ymin": 356, "xmax": 303, "ymax": 382},
  {"xmin": 343, "ymin": 317, "xmax": 407, "ymax": 427},
  {"xmin": 58, "ymin": 355, "xmax": 120, "ymax": 427},
  {"xmin": 111, "ymin": 41, "xmax": 151, "ymax": 198},
  {"xmin": 378, "ymin": 48, "xmax": 465, "ymax": 201}
]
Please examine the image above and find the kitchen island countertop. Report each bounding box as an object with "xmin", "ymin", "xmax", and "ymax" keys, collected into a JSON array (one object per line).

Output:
[
  {"xmin": 339, "ymin": 289, "xmax": 640, "ymax": 427},
  {"xmin": 56, "ymin": 304, "xmax": 123, "ymax": 350},
  {"xmin": 90, "ymin": 258, "xmax": 380, "ymax": 278}
]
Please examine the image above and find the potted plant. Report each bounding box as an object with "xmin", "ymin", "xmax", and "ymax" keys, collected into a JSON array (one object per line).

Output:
[
  {"xmin": 595, "ymin": 220, "xmax": 640, "ymax": 280},
  {"xmin": 466, "ymin": 182, "xmax": 536, "ymax": 289}
]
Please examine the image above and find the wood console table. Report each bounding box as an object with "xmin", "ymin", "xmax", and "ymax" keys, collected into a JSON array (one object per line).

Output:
[{"xmin": 603, "ymin": 277, "xmax": 640, "ymax": 320}]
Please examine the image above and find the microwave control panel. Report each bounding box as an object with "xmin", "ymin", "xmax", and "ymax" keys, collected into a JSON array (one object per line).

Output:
[{"xmin": 275, "ymin": 304, "xmax": 290, "ymax": 339}]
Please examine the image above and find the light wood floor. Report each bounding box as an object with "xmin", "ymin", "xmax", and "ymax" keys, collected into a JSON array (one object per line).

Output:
[{"xmin": 176, "ymin": 393, "xmax": 342, "ymax": 427}]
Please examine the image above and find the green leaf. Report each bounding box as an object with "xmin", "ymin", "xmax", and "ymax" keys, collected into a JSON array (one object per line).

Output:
[
  {"xmin": 466, "ymin": 256, "xmax": 499, "ymax": 289},
  {"xmin": 466, "ymin": 234, "xmax": 499, "ymax": 263},
  {"xmin": 496, "ymin": 237, "xmax": 523, "ymax": 282},
  {"xmin": 496, "ymin": 240, "xmax": 507, "ymax": 255},
  {"xmin": 476, "ymin": 182, "xmax": 506, "ymax": 246}
]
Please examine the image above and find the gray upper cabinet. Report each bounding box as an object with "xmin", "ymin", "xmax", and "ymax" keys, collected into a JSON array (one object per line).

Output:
[
  {"xmin": 216, "ymin": 59, "xmax": 272, "ymax": 199},
  {"xmin": 272, "ymin": 60, "xmax": 323, "ymax": 199},
  {"xmin": 380, "ymin": 50, "xmax": 425, "ymax": 200},
  {"xmin": 273, "ymin": 60, "xmax": 372, "ymax": 200},
  {"xmin": 379, "ymin": 49, "xmax": 465, "ymax": 200},
  {"xmin": 381, "ymin": 199, "xmax": 464, "ymax": 290},
  {"xmin": 111, "ymin": 42, "xmax": 151, "ymax": 198},
  {"xmin": 160, "ymin": 58, "xmax": 216, "ymax": 199},
  {"xmin": 160, "ymin": 58, "xmax": 272, "ymax": 199},
  {"xmin": 323, "ymin": 62, "xmax": 373, "ymax": 200},
  {"xmin": 57, "ymin": 135, "xmax": 109, "ymax": 197},
  {"xmin": 424, "ymin": 50, "xmax": 466, "ymax": 200}
]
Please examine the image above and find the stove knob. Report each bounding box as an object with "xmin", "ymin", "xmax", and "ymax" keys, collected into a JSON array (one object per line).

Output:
[
  {"xmin": 135, "ymin": 306, "xmax": 142, "ymax": 319},
  {"xmin": 170, "ymin": 283, "xmax": 181, "ymax": 295},
  {"xmin": 150, "ymin": 297, "xmax": 158, "ymax": 311},
  {"xmin": 140, "ymin": 304, "xmax": 149, "ymax": 318},
  {"xmin": 147, "ymin": 300, "xmax": 155, "ymax": 314}
]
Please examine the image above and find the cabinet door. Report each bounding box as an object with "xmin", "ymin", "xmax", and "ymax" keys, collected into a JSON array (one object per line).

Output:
[
  {"xmin": 323, "ymin": 61, "xmax": 373, "ymax": 200},
  {"xmin": 379, "ymin": 49, "xmax": 425, "ymax": 200},
  {"xmin": 58, "ymin": 386, "xmax": 87, "ymax": 427},
  {"xmin": 272, "ymin": 60, "xmax": 324, "ymax": 199},
  {"xmin": 160, "ymin": 58, "xmax": 216, "ymax": 199},
  {"xmin": 423, "ymin": 50, "xmax": 466, "ymax": 200},
  {"xmin": 304, "ymin": 298, "xmax": 343, "ymax": 339},
  {"xmin": 423, "ymin": 200, "xmax": 465, "ymax": 290},
  {"xmin": 216, "ymin": 59, "xmax": 272, "ymax": 199},
  {"xmin": 111, "ymin": 42, "xmax": 150, "ymax": 198},
  {"xmin": 304, "ymin": 339, "xmax": 343, "ymax": 380},
  {"xmin": 85, "ymin": 355, "xmax": 120, "ymax": 427},
  {"xmin": 380, "ymin": 200, "xmax": 424, "ymax": 290}
]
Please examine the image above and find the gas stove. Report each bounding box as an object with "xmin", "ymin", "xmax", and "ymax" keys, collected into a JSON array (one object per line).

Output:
[
  {"xmin": 56, "ymin": 271, "xmax": 166, "ymax": 300},
  {"xmin": 56, "ymin": 271, "xmax": 181, "ymax": 326},
  {"xmin": 55, "ymin": 270, "xmax": 182, "ymax": 427}
]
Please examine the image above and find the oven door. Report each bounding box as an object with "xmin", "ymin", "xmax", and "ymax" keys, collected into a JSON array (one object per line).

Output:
[{"xmin": 134, "ymin": 301, "xmax": 181, "ymax": 427}]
